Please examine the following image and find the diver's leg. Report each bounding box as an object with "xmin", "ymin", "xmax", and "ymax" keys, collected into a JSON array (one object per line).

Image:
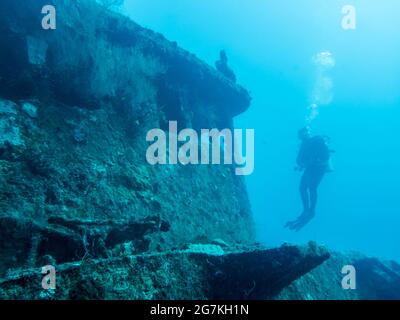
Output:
[
  {"xmin": 309, "ymin": 169, "xmax": 325, "ymax": 216},
  {"xmin": 299, "ymin": 170, "xmax": 310, "ymax": 213},
  {"xmin": 290, "ymin": 169, "xmax": 325, "ymax": 232},
  {"xmin": 285, "ymin": 171, "xmax": 311, "ymax": 229},
  {"xmin": 309, "ymin": 188, "xmax": 318, "ymax": 217}
]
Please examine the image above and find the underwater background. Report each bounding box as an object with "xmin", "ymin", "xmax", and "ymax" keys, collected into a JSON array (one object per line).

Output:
[
  {"xmin": 122, "ymin": 0, "xmax": 400, "ymax": 261},
  {"xmin": 1, "ymin": 0, "xmax": 400, "ymax": 300}
]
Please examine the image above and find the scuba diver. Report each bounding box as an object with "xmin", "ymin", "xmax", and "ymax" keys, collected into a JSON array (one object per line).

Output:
[
  {"xmin": 215, "ymin": 50, "xmax": 237, "ymax": 83},
  {"xmin": 285, "ymin": 127, "xmax": 333, "ymax": 232}
]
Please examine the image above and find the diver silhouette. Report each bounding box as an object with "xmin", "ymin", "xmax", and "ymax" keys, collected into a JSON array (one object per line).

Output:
[
  {"xmin": 215, "ymin": 50, "xmax": 237, "ymax": 83},
  {"xmin": 285, "ymin": 127, "xmax": 333, "ymax": 232}
]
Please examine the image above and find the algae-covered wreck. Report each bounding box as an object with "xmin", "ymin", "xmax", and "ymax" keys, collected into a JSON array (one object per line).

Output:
[{"xmin": 0, "ymin": 0, "xmax": 254, "ymax": 273}]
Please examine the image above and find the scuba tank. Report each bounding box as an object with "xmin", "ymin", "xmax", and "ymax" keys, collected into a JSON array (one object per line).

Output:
[{"xmin": 320, "ymin": 135, "xmax": 335, "ymax": 172}]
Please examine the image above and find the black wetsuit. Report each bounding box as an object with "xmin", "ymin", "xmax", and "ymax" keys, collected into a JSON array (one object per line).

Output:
[{"xmin": 297, "ymin": 136, "xmax": 330, "ymax": 215}]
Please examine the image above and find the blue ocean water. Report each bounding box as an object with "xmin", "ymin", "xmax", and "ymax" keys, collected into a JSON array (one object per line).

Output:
[{"xmin": 122, "ymin": 0, "xmax": 400, "ymax": 261}]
